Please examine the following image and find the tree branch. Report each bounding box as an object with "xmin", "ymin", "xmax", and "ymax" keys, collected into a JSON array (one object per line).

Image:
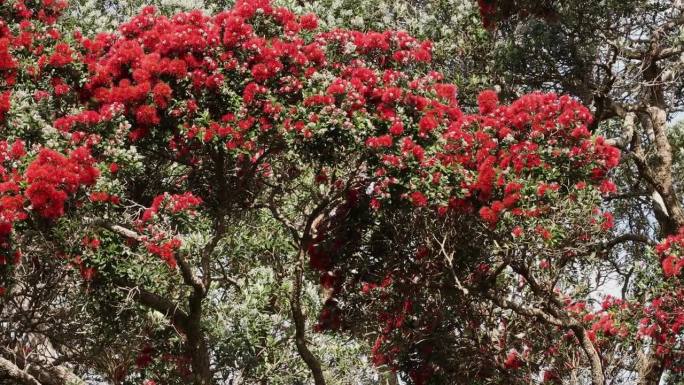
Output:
[
  {"xmin": 0, "ymin": 357, "xmax": 42, "ymax": 385},
  {"xmin": 290, "ymin": 247, "xmax": 326, "ymax": 385}
]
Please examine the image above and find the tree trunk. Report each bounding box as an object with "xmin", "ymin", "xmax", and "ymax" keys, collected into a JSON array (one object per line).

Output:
[
  {"xmin": 187, "ymin": 330, "xmax": 212, "ymax": 385},
  {"xmin": 187, "ymin": 293, "xmax": 212, "ymax": 385},
  {"xmin": 291, "ymin": 249, "xmax": 326, "ymax": 385},
  {"xmin": 572, "ymin": 326, "xmax": 605, "ymax": 385},
  {"xmin": 637, "ymin": 349, "xmax": 665, "ymax": 385},
  {"xmin": 634, "ymin": 48, "xmax": 682, "ymax": 385},
  {"xmin": 122, "ymin": 278, "xmax": 213, "ymax": 385}
]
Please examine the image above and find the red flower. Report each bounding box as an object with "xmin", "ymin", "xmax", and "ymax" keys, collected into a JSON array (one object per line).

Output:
[
  {"xmin": 511, "ymin": 226, "xmax": 523, "ymax": 237},
  {"xmin": 9, "ymin": 141, "xmax": 25, "ymax": 159},
  {"xmin": 89, "ymin": 191, "xmax": 110, "ymax": 202},
  {"xmin": 146, "ymin": 238, "xmax": 182, "ymax": 269},
  {"xmin": 535, "ymin": 225, "xmax": 552, "ymax": 240},
  {"xmin": 662, "ymin": 255, "xmax": 681, "ymax": 278},
  {"xmin": 152, "ymin": 82, "xmax": 172, "ymax": 108},
  {"xmin": 418, "ymin": 114, "xmax": 438, "ymax": 134},
  {"xmin": 479, "ymin": 206, "xmax": 498, "ymax": 226},
  {"xmin": 409, "ymin": 191, "xmax": 428, "ymax": 207},
  {"xmin": 0, "ymin": 92, "xmax": 10, "ymax": 121},
  {"xmin": 601, "ymin": 212, "xmax": 614, "ymax": 230},
  {"xmin": 389, "ymin": 120, "xmax": 404, "ymax": 136},
  {"xmin": 504, "ymin": 350, "xmax": 523, "ymax": 369},
  {"xmin": 48, "ymin": 42, "xmax": 74, "ymax": 67},
  {"xmin": 477, "ymin": 90, "xmax": 498, "ymax": 114},
  {"xmin": 80, "ymin": 266, "xmax": 96, "ymax": 281},
  {"xmin": 599, "ymin": 180, "xmax": 617, "ymax": 195},
  {"xmin": 135, "ymin": 105, "xmax": 160, "ymax": 126},
  {"xmin": 365, "ymin": 135, "xmax": 393, "ymax": 149},
  {"xmin": 411, "ymin": 145, "xmax": 425, "ymax": 161},
  {"xmin": 251, "ymin": 63, "xmax": 271, "ymax": 82},
  {"xmin": 300, "ymin": 14, "xmax": 318, "ymax": 30},
  {"xmin": 25, "ymin": 147, "xmax": 99, "ymax": 218}
]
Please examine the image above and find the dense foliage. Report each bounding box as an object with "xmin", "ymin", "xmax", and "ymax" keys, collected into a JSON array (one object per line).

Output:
[{"xmin": 1, "ymin": 1, "xmax": 683, "ymax": 385}]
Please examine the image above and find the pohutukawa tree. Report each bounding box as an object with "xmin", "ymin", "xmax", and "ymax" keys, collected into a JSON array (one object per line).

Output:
[{"xmin": 0, "ymin": 0, "xmax": 682, "ymax": 385}]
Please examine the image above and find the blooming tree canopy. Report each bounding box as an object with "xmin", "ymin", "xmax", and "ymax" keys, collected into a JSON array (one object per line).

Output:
[{"xmin": 1, "ymin": 1, "xmax": 683, "ymax": 385}]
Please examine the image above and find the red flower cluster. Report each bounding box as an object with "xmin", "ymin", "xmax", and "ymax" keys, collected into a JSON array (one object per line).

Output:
[
  {"xmin": 307, "ymin": 91, "xmax": 621, "ymax": 382},
  {"xmin": 89, "ymin": 191, "xmax": 120, "ymax": 205},
  {"xmin": 361, "ymin": 90, "xmax": 620, "ymax": 230},
  {"xmin": 25, "ymin": 147, "xmax": 99, "ymax": 218},
  {"xmin": 503, "ymin": 350, "xmax": 524, "ymax": 369},
  {"xmin": 0, "ymin": 141, "xmax": 28, "ymax": 244},
  {"xmin": 145, "ymin": 237, "xmax": 182, "ymax": 269},
  {"xmin": 638, "ymin": 291, "xmax": 684, "ymax": 357},
  {"xmin": 1, "ymin": 141, "xmax": 97, "ymax": 282},
  {"xmin": 0, "ymin": 0, "xmax": 74, "ymax": 126},
  {"xmin": 136, "ymin": 193, "xmax": 200, "ymax": 269},
  {"xmin": 0, "ymin": 91, "xmax": 10, "ymax": 121},
  {"xmin": 657, "ymin": 228, "xmax": 684, "ymax": 278},
  {"xmin": 141, "ymin": 192, "xmax": 203, "ymax": 222},
  {"xmin": 572, "ymin": 278, "xmax": 684, "ymax": 362},
  {"xmin": 64, "ymin": 0, "xmax": 438, "ymax": 166},
  {"xmin": 0, "ymin": 2, "xmax": 630, "ymax": 382},
  {"xmin": 477, "ymin": 89, "xmax": 498, "ymax": 113}
]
